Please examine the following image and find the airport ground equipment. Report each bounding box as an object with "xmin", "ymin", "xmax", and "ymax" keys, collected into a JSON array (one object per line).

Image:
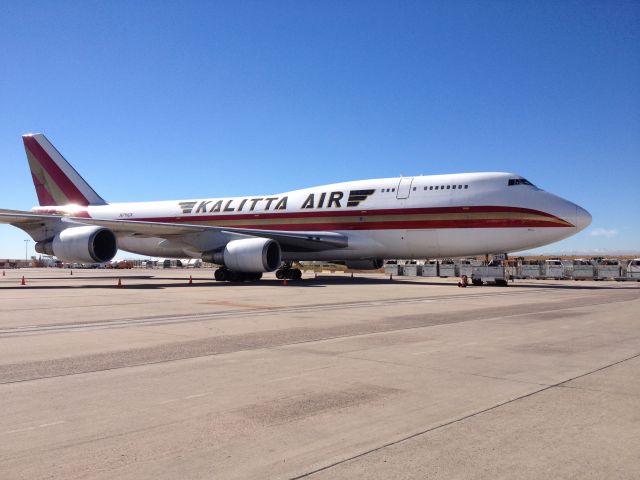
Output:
[
  {"xmin": 571, "ymin": 260, "xmax": 594, "ymax": 280},
  {"xmin": 543, "ymin": 259, "xmax": 564, "ymax": 279},
  {"xmin": 595, "ymin": 259, "xmax": 621, "ymax": 280},
  {"xmin": 439, "ymin": 260, "xmax": 456, "ymax": 277},
  {"xmin": 471, "ymin": 265, "xmax": 508, "ymax": 286},
  {"xmin": 421, "ymin": 260, "xmax": 439, "ymax": 277},
  {"xmin": 626, "ymin": 259, "xmax": 640, "ymax": 280},
  {"xmin": 402, "ymin": 260, "xmax": 420, "ymax": 276},
  {"xmin": 519, "ymin": 260, "xmax": 541, "ymax": 278},
  {"xmin": 384, "ymin": 260, "xmax": 402, "ymax": 276},
  {"xmin": 457, "ymin": 259, "xmax": 476, "ymax": 277}
]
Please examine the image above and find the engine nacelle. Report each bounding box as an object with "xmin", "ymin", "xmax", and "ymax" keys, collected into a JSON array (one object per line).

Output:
[
  {"xmin": 344, "ymin": 258, "xmax": 384, "ymax": 270},
  {"xmin": 35, "ymin": 226, "xmax": 118, "ymax": 263},
  {"xmin": 203, "ymin": 237, "xmax": 281, "ymax": 272}
]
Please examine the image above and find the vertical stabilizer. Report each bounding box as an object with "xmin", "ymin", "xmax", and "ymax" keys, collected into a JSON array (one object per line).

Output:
[{"xmin": 23, "ymin": 133, "xmax": 107, "ymax": 206}]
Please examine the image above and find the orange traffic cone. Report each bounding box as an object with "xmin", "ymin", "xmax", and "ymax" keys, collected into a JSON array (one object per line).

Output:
[
  {"xmin": 389, "ymin": 275, "xmax": 393, "ymax": 281},
  {"xmin": 2, "ymin": 270, "xmax": 5, "ymax": 276},
  {"xmin": 70, "ymin": 270, "xmax": 73, "ymax": 275},
  {"xmin": 20, "ymin": 276, "xmax": 26, "ymax": 285},
  {"xmin": 283, "ymin": 278, "xmax": 288, "ymax": 286},
  {"xmin": 188, "ymin": 275, "xmax": 193, "ymax": 285},
  {"xmin": 117, "ymin": 278, "xmax": 122, "ymax": 288}
]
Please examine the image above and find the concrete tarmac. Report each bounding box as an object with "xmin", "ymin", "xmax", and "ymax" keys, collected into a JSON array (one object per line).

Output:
[{"xmin": 0, "ymin": 268, "xmax": 638, "ymax": 479}]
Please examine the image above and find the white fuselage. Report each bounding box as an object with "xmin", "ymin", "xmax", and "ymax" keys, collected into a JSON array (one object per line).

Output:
[{"xmin": 34, "ymin": 172, "xmax": 591, "ymax": 261}]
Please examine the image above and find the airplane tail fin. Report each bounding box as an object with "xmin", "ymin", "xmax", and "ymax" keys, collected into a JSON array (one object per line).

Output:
[{"xmin": 22, "ymin": 133, "xmax": 107, "ymax": 206}]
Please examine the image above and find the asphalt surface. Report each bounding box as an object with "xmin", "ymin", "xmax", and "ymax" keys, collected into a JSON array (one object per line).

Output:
[{"xmin": 0, "ymin": 268, "xmax": 638, "ymax": 479}]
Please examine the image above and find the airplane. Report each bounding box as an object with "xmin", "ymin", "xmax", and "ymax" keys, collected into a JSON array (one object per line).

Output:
[{"xmin": 0, "ymin": 133, "xmax": 591, "ymax": 281}]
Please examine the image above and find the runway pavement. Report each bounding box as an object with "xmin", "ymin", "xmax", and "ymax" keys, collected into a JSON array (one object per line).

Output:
[{"xmin": 0, "ymin": 268, "xmax": 638, "ymax": 479}]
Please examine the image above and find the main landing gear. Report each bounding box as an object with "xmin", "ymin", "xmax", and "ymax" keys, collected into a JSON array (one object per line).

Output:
[
  {"xmin": 275, "ymin": 266, "xmax": 302, "ymax": 280},
  {"xmin": 214, "ymin": 267, "xmax": 262, "ymax": 282}
]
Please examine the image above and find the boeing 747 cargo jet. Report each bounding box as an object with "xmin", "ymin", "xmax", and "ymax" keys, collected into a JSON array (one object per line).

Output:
[{"xmin": 0, "ymin": 134, "xmax": 591, "ymax": 280}]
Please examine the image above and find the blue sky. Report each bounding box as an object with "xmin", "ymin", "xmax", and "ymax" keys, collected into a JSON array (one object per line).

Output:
[{"xmin": 1, "ymin": 0, "xmax": 638, "ymax": 259}]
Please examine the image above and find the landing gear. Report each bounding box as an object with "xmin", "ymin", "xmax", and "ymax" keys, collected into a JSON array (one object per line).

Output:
[
  {"xmin": 275, "ymin": 267, "xmax": 302, "ymax": 280},
  {"xmin": 214, "ymin": 267, "xmax": 263, "ymax": 282}
]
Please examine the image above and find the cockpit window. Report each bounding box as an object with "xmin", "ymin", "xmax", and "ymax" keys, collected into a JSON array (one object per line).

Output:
[{"xmin": 508, "ymin": 178, "xmax": 535, "ymax": 187}]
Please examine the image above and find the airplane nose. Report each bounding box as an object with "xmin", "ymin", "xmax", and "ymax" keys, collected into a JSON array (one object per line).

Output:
[{"xmin": 575, "ymin": 205, "xmax": 592, "ymax": 232}]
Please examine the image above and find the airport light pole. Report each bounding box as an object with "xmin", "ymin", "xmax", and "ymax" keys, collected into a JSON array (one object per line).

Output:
[{"xmin": 24, "ymin": 239, "xmax": 30, "ymax": 267}]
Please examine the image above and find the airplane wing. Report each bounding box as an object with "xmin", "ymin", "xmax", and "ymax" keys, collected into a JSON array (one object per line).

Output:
[{"xmin": 0, "ymin": 210, "xmax": 348, "ymax": 252}]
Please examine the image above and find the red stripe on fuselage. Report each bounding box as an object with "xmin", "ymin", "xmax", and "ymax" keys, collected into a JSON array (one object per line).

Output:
[
  {"xmin": 131, "ymin": 205, "xmax": 568, "ymax": 224},
  {"xmin": 199, "ymin": 220, "xmax": 569, "ymax": 231},
  {"xmin": 24, "ymin": 136, "xmax": 90, "ymax": 206}
]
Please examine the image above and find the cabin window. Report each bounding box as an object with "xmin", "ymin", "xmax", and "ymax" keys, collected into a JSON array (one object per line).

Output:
[
  {"xmin": 452, "ymin": 185, "xmax": 456, "ymax": 189},
  {"xmin": 458, "ymin": 185, "xmax": 462, "ymax": 189},
  {"xmin": 392, "ymin": 188, "xmax": 395, "ymax": 192},
  {"xmin": 446, "ymin": 185, "xmax": 450, "ymax": 189},
  {"xmin": 413, "ymin": 187, "xmax": 416, "ymax": 191},
  {"xmin": 464, "ymin": 185, "xmax": 468, "ymax": 189},
  {"xmin": 429, "ymin": 186, "xmax": 433, "ymax": 190}
]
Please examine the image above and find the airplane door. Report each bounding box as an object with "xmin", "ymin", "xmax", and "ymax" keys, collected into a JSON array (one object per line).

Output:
[{"xmin": 396, "ymin": 177, "xmax": 413, "ymax": 199}]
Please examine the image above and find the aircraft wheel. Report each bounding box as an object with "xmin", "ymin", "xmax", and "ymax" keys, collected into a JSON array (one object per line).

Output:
[
  {"xmin": 472, "ymin": 278, "xmax": 483, "ymax": 286},
  {"xmin": 292, "ymin": 269, "xmax": 302, "ymax": 280},
  {"xmin": 228, "ymin": 271, "xmax": 241, "ymax": 282},
  {"xmin": 214, "ymin": 268, "xmax": 228, "ymax": 281},
  {"xmin": 275, "ymin": 269, "xmax": 285, "ymax": 280}
]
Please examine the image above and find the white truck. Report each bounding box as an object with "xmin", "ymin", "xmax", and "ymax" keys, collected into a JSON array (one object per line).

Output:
[{"xmin": 626, "ymin": 259, "xmax": 640, "ymax": 280}]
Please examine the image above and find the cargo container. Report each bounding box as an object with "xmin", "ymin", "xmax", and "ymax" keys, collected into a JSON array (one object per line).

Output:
[
  {"xmin": 595, "ymin": 259, "xmax": 620, "ymax": 280},
  {"xmin": 519, "ymin": 260, "xmax": 541, "ymax": 279},
  {"xmin": 471, "ymin": 265, "xmax": 508, "ymax": 286},
  {"xmin": 543, "ymin": 259, "xmax": 564, "ymax": 279},
  {"xmin": 571, "ymin": 259, "xmax": 594, "ymax": 280},
  {"xmin": 439, "ymin": 260, "xmax": 456, "ymax": 277},
  {"xmin": 457, "ymin": 259, "xmax": 476, "ymax": 277},
  {"xmin": 384, "ymin": 260, "xmax": 402, "ymax": 276},
  {"xmin": 402, "ymin": 260, "xmax": 419, "ymax": 276},
  {"xmin": 421, "ymin": 260, "xmax": 439, "ymax": 277}
]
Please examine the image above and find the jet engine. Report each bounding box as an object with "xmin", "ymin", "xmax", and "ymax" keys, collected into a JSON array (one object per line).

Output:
[
  {"xmin": 203, "ymin": 237, "xmax": 281, "ymax": 272},
  {"xmin": 344, "ymin": 258, "xmax": 384, "ymax": 270},
  {"xmin": 35, "ymin": 226, "xmax": 118, "ymax": 263}
]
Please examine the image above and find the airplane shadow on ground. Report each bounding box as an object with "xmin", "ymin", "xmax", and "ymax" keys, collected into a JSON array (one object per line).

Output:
[{"xmin": 0, "ymin": 275, "xmax": 634, "ymax": 290}]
